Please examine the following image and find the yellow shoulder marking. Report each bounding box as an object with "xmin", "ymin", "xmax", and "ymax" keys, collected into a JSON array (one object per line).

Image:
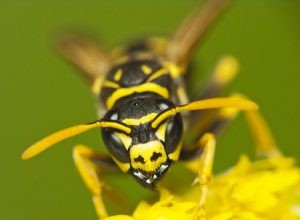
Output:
[
  {"xmin": 106, "ymin": 82, "xmax": 169, "ymax": 109},
  {"xmin": 147, "ymin": 69, "xmax": 168, "ymax": 82},
  {"xmin": 113, "ymin": 69, "xmax": 123, "ymax": 81},
  {"xmin": 102, "ymin": 80, "xmax": 120, "ymax": 89},
  {"xmin": 141, "ymin": 65, "xmax": 152, "ymax": 75},
  {"xmin": 122, "ymin": 113, "xmax": 158, "ymax": 126}
]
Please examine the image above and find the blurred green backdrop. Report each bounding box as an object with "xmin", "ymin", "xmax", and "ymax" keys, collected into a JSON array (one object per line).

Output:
[{"xmin": 1, "ymin": 0, "xmax": 299, "ymax": 219}]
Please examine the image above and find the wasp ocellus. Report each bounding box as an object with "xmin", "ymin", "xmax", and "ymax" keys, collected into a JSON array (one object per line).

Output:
[{"xmin": 22, "ymin": 0, "xmax": 281, "ymax": 218}]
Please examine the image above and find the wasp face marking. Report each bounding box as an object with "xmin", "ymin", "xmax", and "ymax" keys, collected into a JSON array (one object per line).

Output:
[
  {"xmin": 134, "ymin": 155, "xmax": 146, "ymax": 164},
  {"xmin": 128, "ymin": 115, "xmax": 182, "ymax": 189},
  {"xmin": 130, "ymin": 140, "xmax": 167, "ymax": 172},
  {"xmin": 129, "ymin": 140, "xmax": 171, "ymax": 189},
  {"xmin": 151, "ymin": 152, "xmax": 162, "ymax": 162}
]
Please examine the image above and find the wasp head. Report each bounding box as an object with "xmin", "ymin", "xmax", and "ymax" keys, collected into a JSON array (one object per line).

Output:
[{"xmin": 101, "ymin": 95, "xmax": 183, "ymax": 189}]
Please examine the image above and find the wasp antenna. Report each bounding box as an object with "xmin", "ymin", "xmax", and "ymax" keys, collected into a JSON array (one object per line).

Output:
[
  {"xmin": 99, "ymin": 120, "xmax": 132, "ymax": 134},
  {"xmin": 21, "ymin": 120, "xmax": 131, "ymax": 160},
  {"xmin": 167, "ymin": 0, "xmax": 232, "ymax": 66},
  {"xmin": 21, "ymin": 121, "xmax": 102, "ymax": 160},
  {"xmin": 151, "ymin": 97, "xmax": 258, "ymax": 128}
]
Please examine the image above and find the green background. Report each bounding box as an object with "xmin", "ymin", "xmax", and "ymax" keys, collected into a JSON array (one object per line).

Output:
[{"xmin": 1, "ymin": 0, "xmax": 299, "ymax": 219}]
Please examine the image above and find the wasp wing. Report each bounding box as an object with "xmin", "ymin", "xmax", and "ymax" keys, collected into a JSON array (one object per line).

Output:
[
  {"xmin": 167, "ymin": 0, "xmax": 231, "ymax": 66},
  {"xmin": 56, "ymin": 34, "xmax": 111, "ymax": 85}
]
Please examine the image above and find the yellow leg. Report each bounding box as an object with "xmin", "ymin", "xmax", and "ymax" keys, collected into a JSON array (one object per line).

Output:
[
  {"xmin": 182, "ymin": 101, "xmax": 281, "ymax": 161},
  {"xmin": 187, "ymin": 111, "xmax": 281, "ymax": 219},
  {"xmin": 188, "ymin": 56, "xmax": 239, "ymax": 138},
  {"xmin": 245, "ymin": 110, "xmax": 282, "ymax": 158},
  {"xmin": 73, "ymin": 145, "xmax": 117, "ymax": 219},
  {"xmin": 192, "ymin": 56, "xmax": 280, "ymax": 159},
  {"xmin": 191, "ymin": 56, "xmax": 239, "ymax": 101},
  {"xmin": 181, "ymin": 107, "xmax": 238, "ymax": 161},
  {"xmin": 196, "ymin": 133, "xmax": 216, "ymax": 204},
  {"xmin": 202, "ymin": 56, "xmax": 239, "ymax": 98},
  {"xmin": 183, "ymin": 133, "xmax": 216, "ymax": 220}
]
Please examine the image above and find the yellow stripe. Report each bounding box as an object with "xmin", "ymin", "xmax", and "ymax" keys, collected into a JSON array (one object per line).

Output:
[
  {"xmin": 147, "ymin": 69, "xmax": 168, "ymax": 81},
  {"xmin": 106, "ymin": 82, "xmax": 169, "ymax": 109},
  {"xmin": 102, "ymin": 80, "xmax": 120, "ymax": 89},
  {"xmin": 100, "ymin": 121, "xmax": 132, "ymax": 134},
  {"xmin": 113, "ymin": 69, "xmax": 123, "ymax": 81},
  {"xmin": 155, "ymin": 122, "xmax": 168, "ymax": 141},
  {"xmin": 122, "ymin": 113, "xmax": 158, "ymax": 125},
  {"xmin": 141, "ymin": 65, "xmax": 152, "ymax": 75}
]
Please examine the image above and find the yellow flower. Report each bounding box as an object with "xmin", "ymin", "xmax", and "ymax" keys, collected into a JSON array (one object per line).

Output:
[{"xmin": 104, "ymin": 155, "xmax": 300, "ymax": 220}]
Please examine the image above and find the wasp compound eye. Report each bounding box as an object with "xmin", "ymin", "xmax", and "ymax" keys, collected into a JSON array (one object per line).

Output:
[
  {"xmin": 102, "ymin": 130, "xmax": 130, "ymax": 163},
  {"xmin": 164, "ymin": 114, "xmax": 183, "ymax": 154}
]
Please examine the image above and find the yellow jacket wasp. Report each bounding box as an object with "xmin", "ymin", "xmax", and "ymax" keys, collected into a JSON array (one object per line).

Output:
[{"xmin": 22, "ymin": 0, "xmax": 281, "ymax": 218}]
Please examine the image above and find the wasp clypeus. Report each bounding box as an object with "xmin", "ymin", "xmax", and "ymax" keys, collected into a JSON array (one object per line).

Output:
[{"xmin": 22, "ymin": 0, "xmax": 282, "ymax": 218}]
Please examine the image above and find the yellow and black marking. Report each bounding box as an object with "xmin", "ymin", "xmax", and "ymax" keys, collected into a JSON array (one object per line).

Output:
[
  {"xmin": 22, "ymin": 0, "xmax": 282, "ymax": 218},
  {"xmin": 100, "ymin": 58, "xmax": 175, "ymax": 109}
]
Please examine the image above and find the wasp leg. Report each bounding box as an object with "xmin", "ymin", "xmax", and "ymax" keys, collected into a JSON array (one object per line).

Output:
[
  {"xmin": 182, "ymin": 133, "xmax": 216, "ymax": 219},
  {"xmin": 198, "ymin": 56, "xmax": 238, "ymax": 99},
  {"xmin": 245, "ymin": 110, "xmax": 282, "ymax": 158},
  {"xmin": 182, "ymin": 107, "xmax": 281, "ymax": 162},
  {"xmin": 181, "ymin": 106, "xmax": 238, "ymax": 162},
  {"xmin": 186, "ymin": 54, "xmax": 281, "ymax": 159},
  {"xmin": 73, "ymin": 145, "xmax": 118, "ymax": 219},
  {"xmin": 187, "ymin": 56, "xmax": 238, "ymax": 135}
]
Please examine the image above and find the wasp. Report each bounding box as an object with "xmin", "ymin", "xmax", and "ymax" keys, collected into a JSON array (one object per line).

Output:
[{"xmin": 22, "ymin": 0, "xmax": 281, "ymax": 218}]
